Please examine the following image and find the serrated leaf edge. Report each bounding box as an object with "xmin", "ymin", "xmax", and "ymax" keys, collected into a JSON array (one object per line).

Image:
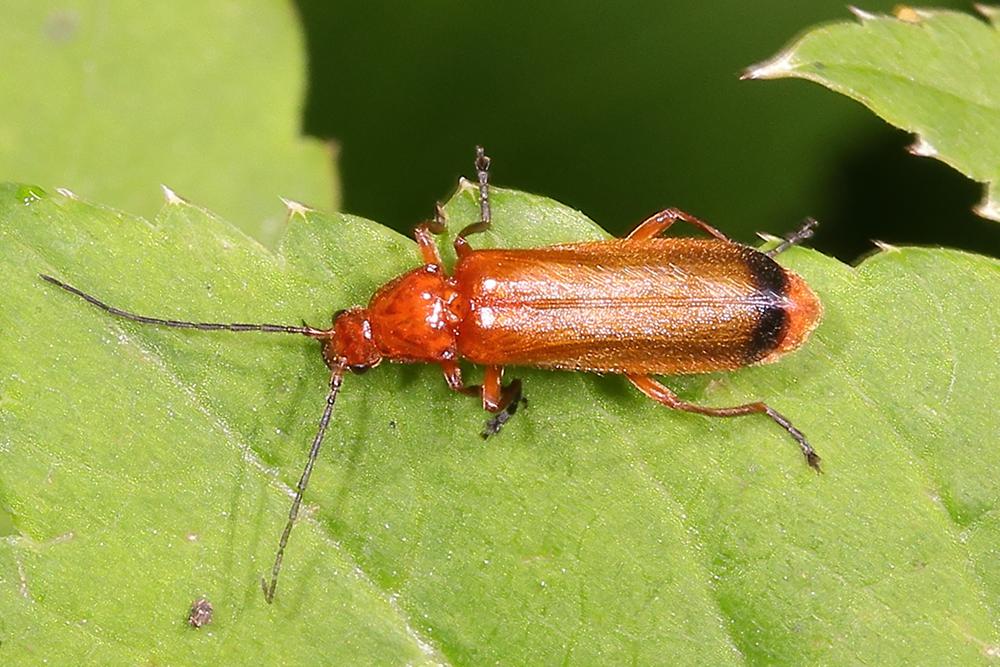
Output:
[{"xmin": 743, "ymin": 6, "xmax": 1000, "ymax": 223}]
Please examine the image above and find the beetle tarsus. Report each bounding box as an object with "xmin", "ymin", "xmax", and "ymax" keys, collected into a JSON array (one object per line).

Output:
[
  {"xmin": 481, "ymin": 379, "xmax": 525, "ymax": 438},
  {"xmin": 764, "ymin": 406, "xmax": 821, "ymax": 472},
  {"xmin": 766, "ymin": 218, "xmax": 819, "ymax": 257},
  {"xmin": 481, "ymin": 412, "xmax": 509, "ymax": 439}
]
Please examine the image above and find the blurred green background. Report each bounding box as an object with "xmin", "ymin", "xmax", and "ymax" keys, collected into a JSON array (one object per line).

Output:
[
  {"xmin": 1, "ymin": 1, "xmax": 997, "ymax": 260},
  {"xmin": 296, "ymin": 0, "xmax": 999, "ymax": 260}
]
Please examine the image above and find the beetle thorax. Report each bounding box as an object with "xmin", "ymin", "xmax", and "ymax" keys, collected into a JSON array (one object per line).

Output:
[{"xmin": 363, "ymin": 264, "xmax": 467, "ymax": 363}]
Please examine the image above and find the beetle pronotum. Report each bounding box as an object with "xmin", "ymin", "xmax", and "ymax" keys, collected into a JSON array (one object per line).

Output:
[{"xmin": 42, "ymin": 147, "xmax": 822, "ymax": 602}]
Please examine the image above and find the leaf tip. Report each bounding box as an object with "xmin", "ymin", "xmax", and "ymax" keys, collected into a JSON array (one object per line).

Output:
[
  {"xmin": 906, "ymin": 136, "xmax": 938, "ymax": 158},
  {"xmin": 741, "ymin": 49, "xmax": 797, "ymax": 81},
  {"xmin": 280, "ymin": 196, "xmax": 313, "ymax": 219},
  {"xmin": 55, "ymin": 187, "xmax": 78, "ymax": 200},
  {"xmin": 160, "ymin": 184, "xmax": 188, "ymax": 206},
  {"xmin": 847, "ymin": 5, "xmax": 878, "ymax": 22}
]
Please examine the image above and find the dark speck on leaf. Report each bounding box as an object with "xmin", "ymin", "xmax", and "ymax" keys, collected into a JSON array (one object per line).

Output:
[{"xmin": 187, "ymin": 598, "xmax": 213, "ymax": 628}]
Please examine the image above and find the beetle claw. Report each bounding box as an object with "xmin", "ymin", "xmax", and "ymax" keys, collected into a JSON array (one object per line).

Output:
[
  {"xmin": 481, "ymin": 414, "xmax": 507, "ymax": 439},
  {"xmin": 481, "ymin": 393, "xmax": 527, "ymax": 439}
]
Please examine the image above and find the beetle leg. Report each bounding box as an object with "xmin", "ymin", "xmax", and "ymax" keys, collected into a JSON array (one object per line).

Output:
[
  {"xmin": 413, "ymin": 201, "xmax": 453, "ymax": 265},
  {"xmin": 429, "ymin": 201, "xmax": 448, "ymax": 233},
  {"xmin": 455, "ymin": 146, "xmax": 493, "ymax": 259},
  {"xmin": 413, "ymin": 224, "xmax": 444, "ymax": 265},
  {"xmin": 626, "ymin": 208, "xmax": 732, "ymax": 242},
  {"xmin": 481, "ymin": 365, "xmax": 525, "ymax": 438},
  {"xmin": 481, "ymin": 365, "xmax": 518, "ymax": 411},
  {"xmin": 411, "ymin": 202, "xmax": 451, "ymax": 265},
  {"xmin": 626, "ymin": 374, "xmax": 820, "ymax": 470},
  {"xmin": 442, "ymin": 361, "xmax": 525, "ymax": 437},
  {"xmin": 441, "ymin": 360, "xmax": 482, "ymax": 397},
  {"xmin": 765, "ymin": 217, "xmax": 818, "ymax": 257}
]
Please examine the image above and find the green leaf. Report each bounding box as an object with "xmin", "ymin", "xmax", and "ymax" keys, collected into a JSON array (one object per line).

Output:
[
  {"xmin": 744, "ymin": 5, "xmax": 1000, "ymax": 222},
  {"xmin": 2, "ymin": 183, "xmax": 998, "ymax": 663},
  {"xmin": 0, "ymin": 1, "xmax": 337, "ymax": 245}
]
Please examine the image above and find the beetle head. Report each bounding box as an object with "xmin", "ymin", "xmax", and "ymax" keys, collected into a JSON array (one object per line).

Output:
[{"xmin": 327, "ymin": 307, "xmax": 382, "ymax": 373}]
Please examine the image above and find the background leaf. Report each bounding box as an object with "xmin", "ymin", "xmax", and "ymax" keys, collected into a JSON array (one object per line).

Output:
[
  {"xmin": 744, "ymin": 5, "xmax": 1000, "ymax": 222},
  {"xmin": 0, "ymin": 1, "xmax": 337, "ymax": 245},
  {"xmin": 296, "ymin": 0, "xmax": 999, "ymax": 263},
  {"xmin": 1, "ymin": 184, "xmax": 998, "ymax": 663}
]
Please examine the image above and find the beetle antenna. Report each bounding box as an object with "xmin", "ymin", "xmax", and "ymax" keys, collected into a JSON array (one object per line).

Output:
[
  {"xmin": 262, "ymin": 360, "xmax": 346, "ymax": 603},
  {"xmin": 40, "ymin": 274, "xmax": 326, "ymax": 336},
  {"xmin": 475, "ymin": 145, "xmax": 492, "ymax": 229},
  {"xmin": 765, "ymin": 218, "xmax": 819, "ymax": 257},
  {"xmin": 455, "ymin": 146, "xmax": 494, "ymax": 243}
]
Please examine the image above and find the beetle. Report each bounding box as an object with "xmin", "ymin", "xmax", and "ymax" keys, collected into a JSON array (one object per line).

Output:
[{"xmin": 41, "ymin": 147, "xmax": 822, "ymax": 603}]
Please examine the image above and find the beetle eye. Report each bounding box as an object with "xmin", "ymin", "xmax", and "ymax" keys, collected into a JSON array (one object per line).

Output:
[{"xmin": 349, "ymin": 364, "xmax": 370, "ymax": 374}]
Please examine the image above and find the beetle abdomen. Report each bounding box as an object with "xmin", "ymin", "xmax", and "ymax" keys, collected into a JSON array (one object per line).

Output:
[{"xmin": 454, "ymin": 239, "xmax": 821, "ymax": 374}]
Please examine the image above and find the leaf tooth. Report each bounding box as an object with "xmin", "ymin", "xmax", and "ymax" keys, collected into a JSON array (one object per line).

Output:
[
  {"xmin": 457, "ymin": 176, "xmax": 477, "ymax": 193},
  {"xmin": 279, "ymin": 196, "xmax": 313, "ymax": 220},
  {"xmin": 55, "ymin": 187, "xmax": 78, "ymax": 199},
  {"xmin": 160, "ymin": 184, "xmax": 188, "ymax": 205},
  {"xmin": 972, "ymin": 189, "xmax": 1000, "ymax": 222},
  {"xmin": 848, "ymin": 6, "xmax": 879, "ymax": 22},
  {"xmin": 974, "ymin": 3, "xmax": 1000, "ymax": 26},
  {"xmin": 906, "ymin": 136, "xmax": 938, "ymax": 158},
  {"xmin": 872, "ymin": 240, "xmax": 900, "ymax": 253},
  {"xmin": 740, "ymin": 48, "xmax": 798, "ymax": 81},
  {"xmin": 893, "ymin": 5, "xmax": 926, "ymax": 24}
]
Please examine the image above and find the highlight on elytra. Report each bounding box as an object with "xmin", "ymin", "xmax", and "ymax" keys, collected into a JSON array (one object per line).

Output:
[{"xmin": 41, "ymin": 146, "xmax": 823, "ymax": 603}]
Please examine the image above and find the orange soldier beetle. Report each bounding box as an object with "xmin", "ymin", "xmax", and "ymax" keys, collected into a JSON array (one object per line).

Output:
[{"xmin": 41, "ymin": 147, "xmax": 822, "ymax": 603}]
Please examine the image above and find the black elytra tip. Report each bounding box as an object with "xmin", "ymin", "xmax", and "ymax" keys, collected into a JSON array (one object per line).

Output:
[{"xmin": 742, "ymin": 250, "xmax": 790, "ymax": 364}]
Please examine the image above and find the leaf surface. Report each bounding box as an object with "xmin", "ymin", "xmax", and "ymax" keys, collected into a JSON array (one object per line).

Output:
[
  {"xmin": 1, "ymin": 183, "xmax": 998, "ymax": 664},
  {"xmin": 0, "ymin": 1, "xmax": 337, "ymax": 244}
]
